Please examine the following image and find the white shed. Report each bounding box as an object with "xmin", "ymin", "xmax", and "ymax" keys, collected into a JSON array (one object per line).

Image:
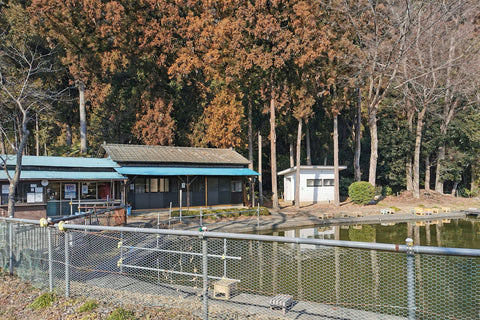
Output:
[{"xmin": 278, "ymin": 166, "xmax": 347, "ymax": 203}]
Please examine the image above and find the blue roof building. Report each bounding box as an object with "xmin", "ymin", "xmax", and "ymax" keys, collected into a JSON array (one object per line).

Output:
[
  {"xmin": 1, "ymin": 144, "xmax": 260, "ymax": 218},
  {"xmin": 101, "ymin": 144, "xmax": 259, "ymax": 210},
  {"xmin": 0, "ymin": 155, "xmax": 125, "ymax": 219}
]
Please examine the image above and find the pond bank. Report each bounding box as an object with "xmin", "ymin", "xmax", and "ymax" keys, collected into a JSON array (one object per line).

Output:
[{"xmin": 126, "ymin": 206, "xmax": 471, "ymax": 234}]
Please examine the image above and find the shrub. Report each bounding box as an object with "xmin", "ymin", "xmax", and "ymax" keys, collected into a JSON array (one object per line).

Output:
[
  {"xmin": 383, "ymin": 186, "xmax": 393, "ymax": 196},
  {"xmin": 106, "ymin": 308, "xmax": 136, "ymax": 320},
  {"xmin": 348, "ymin": 182, "xmax": 375, "ymax": 205},
  {"xmin": 77, "ymin": 300, "xmax": 98, "ymax": 313},
  {"xmin": 29, "ymin": 292, "xmax": 55, "ymax": 310}
]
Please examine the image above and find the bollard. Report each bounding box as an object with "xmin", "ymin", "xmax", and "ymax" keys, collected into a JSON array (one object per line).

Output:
[{"xmin": 406, "ymin": 238, "xmax": 415, "ymax": 320}]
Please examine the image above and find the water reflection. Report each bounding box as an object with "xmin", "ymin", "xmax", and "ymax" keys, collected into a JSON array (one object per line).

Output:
[{"xmin": 272, "ymin": 218, "xmax": 480, "ymax": 249}]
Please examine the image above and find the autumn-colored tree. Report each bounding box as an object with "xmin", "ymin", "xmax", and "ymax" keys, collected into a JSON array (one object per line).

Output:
[
  {"xmin": 132, "ymin": 96, "xmax": 175, "ymax": 146},
  {"xmin": 29, "ymin": 0, "xmax": 129, "ymax": 154},
  {"xmin": 203, "ymin": 87, "xmax": 244, "ymax": 148},
  {"xmin": 223, "ymin": 0, "xmax": 333, "ymax": 208}
]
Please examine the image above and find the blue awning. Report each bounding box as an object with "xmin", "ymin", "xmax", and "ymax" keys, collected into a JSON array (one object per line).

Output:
[
  {"xmin": 115, "ymin": 167, "xmax": 259, "ymax": 176},
  {"xmin": 0, "ymin": 170, "xmax": 126, "ymax": 180}
]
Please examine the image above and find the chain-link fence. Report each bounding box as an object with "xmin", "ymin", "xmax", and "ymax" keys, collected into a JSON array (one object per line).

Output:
[{"xmin": 0, "ymin": 217, "xmax": 479, "ymax": 319}]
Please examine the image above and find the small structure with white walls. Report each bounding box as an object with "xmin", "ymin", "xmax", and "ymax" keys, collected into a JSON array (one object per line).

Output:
[{"xmin": 278, "ymin": 166, "xmax": 347, "ymax": 203}]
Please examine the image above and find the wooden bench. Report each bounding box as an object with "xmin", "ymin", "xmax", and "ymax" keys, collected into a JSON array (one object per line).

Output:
[
  {"xmin": 270, "ymin": 294, "xmax": 294, "ymax": 314},
  {"xmin": 213, "ymin": 279, "xmax": 237, "ymax": 300}
]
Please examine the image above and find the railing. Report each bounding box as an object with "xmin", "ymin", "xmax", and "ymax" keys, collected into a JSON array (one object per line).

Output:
[{"xmin": 0, "ymin": 217, "xmax": 479, "ymax": 320}]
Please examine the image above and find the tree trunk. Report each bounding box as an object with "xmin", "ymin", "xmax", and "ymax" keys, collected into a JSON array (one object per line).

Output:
[
  {"xmin": 289, "ymin": 143, "xmax": 294, "ymax": 167},
  {"xmin": 425, "ymin": 156, "xmax": 430, "ymax": 191},
  {"xmin": 0, "ymin": 132, "xmax": 5, "ymax": 154},
  {"xmin": 77, "ymin": 80, "xmax": 87, "ymax": 154},
  {"xmin": 368, "ymin": 106, "xmax": 378, "ymax": 186},
  {"xmin": 66, "ymin": 124, "xmax": 72, "ymax": 147},
  {"xmin": 354, "ymin": 87, "xmax": 362, "ymax": 182},
  {"xmin": 471, "ymin": 161, "xmax": 479, "ymax": 194},
  {"xmin": 413, "ymin": 104, "xmax": 427, "ymax": 199},
  {"xmin": 451, "ymin": 182, "xmax": 458, "ymax": 196},
  {"xmin": 295, "ymin": 119, "xmax": 302, "ymax": 209},
  {"xmin": 8, "ymin": 110, "xmax": 30, "ymax": 217},
  {"xmin": 333, "ymin": 113, "xmax": 340, "ymax": 206},
  {"xmin": 248, "ymin": 101, "xmax": 253, "ymax": 170},
  {"xmin": 269, "ymin": 87, "xmax": 279, "ymax": 209},
  {"xmin": 35, "ymin": 113, "xmax": 40, "ymax": 156},
  {"xmin": 435, "ymin": 145, "xmax": 445, "ymax": 194},
  {"xmin": 248, "ymin": 101, "xmax": 254, "ymax": 206},
  {"xmin": 258, "ymin": 134, "xmax": 263, "ymax": 206},
  {"xmin": 406, "ymin": 108, "xmax": 414, "ymax": 191},
  {"xmin": 306, "ymin": 124, "xmax": 311, "ymax": 166}
]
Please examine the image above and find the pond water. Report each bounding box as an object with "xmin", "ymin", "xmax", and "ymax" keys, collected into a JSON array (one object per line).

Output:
[{"xmin": 265, "ymin": 218, "xmax": 480, "ymax": 249}]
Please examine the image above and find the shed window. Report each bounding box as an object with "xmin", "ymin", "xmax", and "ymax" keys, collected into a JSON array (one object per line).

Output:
[
  {"xmin": 323, "ymin": 179, "xmax": 334, "ymax": 186},
  {"xmin": 159, "ymin": 178, "xmax": 169, "ymax": 192},
  {"xmin": 307, "ymin": 179, "xmax": 322, "ymax": 187},
  {"xmin": 231, "ymin": 180, "xmax": 242, "ymax": 192}
]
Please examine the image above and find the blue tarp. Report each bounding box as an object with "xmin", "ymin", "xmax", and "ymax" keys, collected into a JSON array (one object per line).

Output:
[{"xmin": 115, "ymin": 166, "xmax": 259, "ymax": 176}]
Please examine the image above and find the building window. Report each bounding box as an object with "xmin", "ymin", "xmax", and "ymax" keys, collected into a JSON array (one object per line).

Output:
[
  {"xmin": 81, "ymin": 182, "xmax": 97, "ymax": 199},
  {"xmin": 307, "ymin": 179, "xmax": 322, "ymax": 187},
  {"xmin": 150, "ymin": 178, "xmax": 159, "ymax": 192},
  {"xmin": 135, "ymin": 178, "xmax": 146, "ymax": 193},
  {"xmin": 323, "ymin": 179, "xmax": 335, "ymax": 186},
  {"xmin": 231, "ymin": 180, "xmax": 242, "ymax": 192}
]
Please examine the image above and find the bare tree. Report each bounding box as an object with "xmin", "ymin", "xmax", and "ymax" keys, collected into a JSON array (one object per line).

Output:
[
  {"xmin": 0, "ymin": 41, "xmax": 58, "ymax": 217},
  {"xmin": 399, "ymin": 1, "xmax": 480, "ymax": 196},
  {"xmin": 342, "ymin": 0, "xmax": 415, "ymax": 186},
  {"xmin": 432, "ymin": 2, "xmax": 480, "ymax": 194}
]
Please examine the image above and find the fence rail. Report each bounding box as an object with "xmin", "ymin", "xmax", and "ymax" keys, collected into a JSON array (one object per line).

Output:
[{"xmin": 0, "ymin": 217, "xmax": 479, "ymax": 320}]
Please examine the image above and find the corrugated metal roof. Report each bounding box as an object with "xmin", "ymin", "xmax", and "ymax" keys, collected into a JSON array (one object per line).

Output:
[
  {"xmin": 0, "ymin": 155, "xmax": 119, "ymax": 168},
  {"xmin": 115, "ymin": 166, "xmax": 259, "ymax": 176},
  {"xmin": 278, "ymin": 165, "xmax": 347, "ymax": 176},
  {"xmin": 0, "ymin": 170, "xmax": 125, "ymax": 180},
  {"xmin": 102, "ymin": 144, "xmax": 251, "ymax": 165}
]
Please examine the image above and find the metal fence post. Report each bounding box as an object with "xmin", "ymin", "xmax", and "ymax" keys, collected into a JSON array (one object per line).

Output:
[
  {"xmin": 8, "ymin": 219, "xmax": 13, "ymax": 275},
  {"xmin": 48, "ymin": 228, "xmax": 54, "ymax": 292},
  {"xmin": 202, "ymin": 234, "xmax": 209, "ymax": 320},
  {"xmin": 406, "ymin": 238, "xmax": 415, "ymax": 320},
  {"xmin": 65, "ymin": 230, "xmax": 70, "ymax": 297},
  {"xmin": 120, "ymin": 232, "xmax": 124, "ymax": 273}
]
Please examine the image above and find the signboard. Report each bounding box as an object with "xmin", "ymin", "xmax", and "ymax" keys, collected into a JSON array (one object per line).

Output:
[
  {"xmin": 27, "ymin": 193, "xmax": 35, "ymax": 203},
  {"xmin": 82, "ymin": 184, "xmax": 88, "ymax": 194},
  {"xmin": 65, "ymin": 184, "xmax": 76, "ymax": 199}
]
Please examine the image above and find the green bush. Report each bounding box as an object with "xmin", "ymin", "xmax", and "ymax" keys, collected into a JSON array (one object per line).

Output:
[
  {"xmin": 77, "ymin": 299, "xmax": 98, "ymax": 313},
  {"xmin": 171, "ymin": 207, "xmax": 270, "ymax": 218},
  {"xmin": 29, "ymin": 292, "xmax": 55, "ymax": 310},
  {"xmin": 106, "ymin": 308, "xmax": 136, "ymax": 320},
  {"xmin": 383, "ymin": 186, "xmax": 393, "ymax": 196},
  {"xmin": 348, "ymin": 181, "xmax": 375, "ymax": 205}
]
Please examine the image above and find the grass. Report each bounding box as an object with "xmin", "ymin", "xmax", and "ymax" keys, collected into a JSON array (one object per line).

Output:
[
  {"xmin": 106, "ymin": 307, "xmax": 137, "ymax": 320},
  {"xmin": 77, "ymin": 299, "xmax": 98, "ymax": 313},
  {"xmin": 170, "ymin": 207, "xmax": 270, "ymax": 219},
  {"xmin": 29, "ymin": 292, "xmax": 55, "ymax": 310}
]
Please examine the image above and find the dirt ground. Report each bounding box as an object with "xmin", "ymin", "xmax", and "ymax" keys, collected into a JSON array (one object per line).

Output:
[{"xmin": 277, "ymin": 190, "xmax": 480, "ymax": 217}]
